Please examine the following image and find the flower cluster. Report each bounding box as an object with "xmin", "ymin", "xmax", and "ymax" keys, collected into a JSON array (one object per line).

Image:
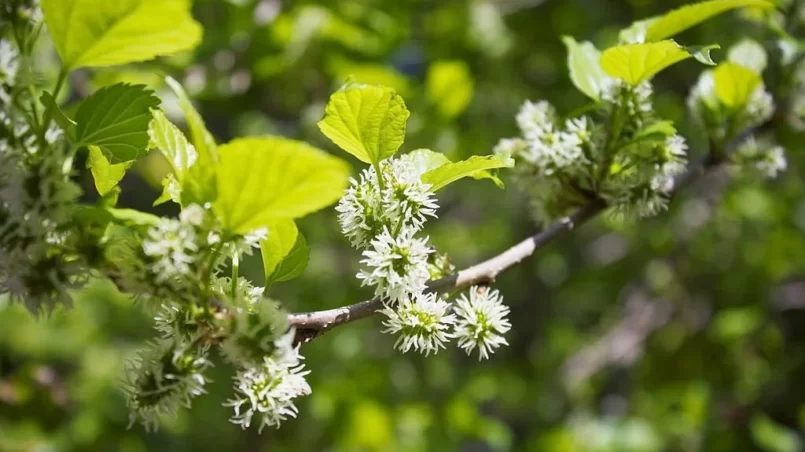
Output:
[
  {"xmin": 338, "ymin": 156, "xmax": 512, "ymax": 358},
  {"xmin": 734, "ymin": 137, "xmax": 787, "ymax": 179},
  {"xmin": 124, "ymin": 340, "xmax": 212, "ymax": 431},
  {"xmin": 453, "ymin": 288, "xmax": 512, "ymax": 360},
  {"xmin": 496, "ymin": 79, "xmax": 689, "ymax": 223},
  {"xmin": 225, "ymin": 344, "xmax": 311, "ymax": 433}
]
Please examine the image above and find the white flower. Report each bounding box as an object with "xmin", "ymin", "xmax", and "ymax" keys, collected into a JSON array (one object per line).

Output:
[
  {"xmin": 336, "ymin": 159, "xmax": 438, "ymax": 249},
  {"xmin": 357, "ymin": 227, "xmax": 433, "ymax": 303},
  {"xmin": 179, "ymin": 204, "xmax": 205, "ymax": 226},
  {"xmin": 687, "ymin": 70, "xmax": 717, "ymax": 116},
  {"xmin": 516, "ymin": 100, "xmax": 556, "ymax": 141},
  {"xmin": 651, "ymin": 134, "xmax": 688, "ymax": 194},
  {"xmin": 0, "ymin": 40, "xmax": 19, "ymax": 85},
  {"xmin": 521, "ymin": 118, "xmax": 589, "ymax": 173},
  {"xmin": 225, "ymin": 350, "xmax": 311, "ymax": 433},
  {"xmin": 756, "ymin": 146, "xmax": 787, "ymax": 178},
  {"xmin": 493, "ymin": 137, "xmax": 527, "ymax": 157},
  {"xmin": 453, "ymin": 287, "xmax": 511, "ymax": 360},
  {"xmin": 746, "ymin": 85, "xmax": 774, "ymax": 126},
  {"xmin": 380, "ymin": 292, "xmax": 456, "ymax": 355},
  {"xmin": 143, "ymin": 217, "xmax": 199, "ymax": 283}
]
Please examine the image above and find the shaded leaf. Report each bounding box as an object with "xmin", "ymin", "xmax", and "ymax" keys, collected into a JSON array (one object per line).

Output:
[
  {"xmin": 74, "ymin": 83, "xmax": 159, "ymax": 163},
  {"xmin": 262, "ymin": 222, "xmax": 309, "ymax": 286},
  {"xmin": 87, "ymin": 145, "xmax": 131, "ymax": 196},
  {"xmin": 40, "ymin": 91, "xmax": 76, "ymax": 140},
  {"xmin": 562, "ymin": 36, "xmax": 611, "ymax": 101}
]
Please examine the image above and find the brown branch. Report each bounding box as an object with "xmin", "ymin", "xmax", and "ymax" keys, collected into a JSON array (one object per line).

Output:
[{"xmin": 288, "ymin": 155, "xmax": 728, "ymax": 342}]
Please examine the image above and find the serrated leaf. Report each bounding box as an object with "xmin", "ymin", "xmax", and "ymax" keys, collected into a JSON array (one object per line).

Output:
[
  {"xmin": 87, "ymin": 145, "xmax": 131, "ymax": 196},
  {"xmin": 601, "ymin": 40, "xmax": 715, "ymax": 86},
  {"xmin": 728, "ymin": 38, "xmax": 767, "ymax": 74},
  {"xmin": 645, "ymin": 0, "xmax": 774, "ymax": 42},
  {"xmin": 562, "ymin": 36, "xmax": 611, "ymax": 101},
  {"xmin": 41, "ymin": 0, "xmax": 202, "ymax": 71},
  {"xmin": 317, "ymin": 83, "xmax": 410, "ymax": 165},
  {"xmin": 74, "ymin": 83, "xmax": 159, "ymax": 163},
  {"xmin": 425, "ymin": 60, "xmax": 474, "ymax": 119},
  {"xmin": 714, "ymin": 62, "xmax": 761, "ymax": 108},
  {"xmin": 261, "ymin": 221, "xmax": 309, "ymax": 286},
  {"xmin": 165, "ymin": 76, "xmax": 218, "ymax": 205},
  {"xmin": 421, "ymin": 154, "xmax": 514, "ymax": 192},
  {"xmin": 213, "ymin": 137, "xmax": 350, "ymax": 235},
  {"xmin": 40, "ymin": 91, "xmax": 76, "ymax": 140},
  {"xmin": 148, "ymin": 109, "xmax": 197, "ymax": 180}
]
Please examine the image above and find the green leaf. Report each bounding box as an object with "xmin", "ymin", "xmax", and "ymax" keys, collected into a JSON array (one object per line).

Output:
[
  {"xmin": 148, "ymin": 109, "xmax": 196, "ymax": 180},
  {"xmin": 750, "ymin": 414, "xmax": 800, "ymax": 452},
  {"xmin": 636, "ymin": 120, "xmax": 677, "ymax": 140},
  {"xmin": 399, "ymin": 149, "xmax": 451, "ymax": 177},
  {"xmin": 41, "ymin": 0, "xmax": 202, "ymax": 71},
  {"xmin": 713, "ymin": 61, "xmax": 761, "ymax": 108},
  {"xmin": 165, "ymin": 76, "xmax": 217, "ymax": 205},
  {"xmin": 728, "ymin": 38, "xmax": 768, "ymax": 74},
  {"xmin": 421, "ymin": 154, "xmax": 514, "ymax": 192},
  {"xmin": 40, "ymin": 91, "xmax": 76, "ymax": 140},
  {"xmin": 74, "ymin": 83, "xmax": 159, "ymax": 163},
  {"xmin": 687, "ymin": 45, "xmax": 720, "ymax": 65},
  {"xmin": 153, "ymin": 174, "xmax": 181, "ymax": 207},
  {"xmin": 644, "ymin": 0, "xmax": 774, "ymax": 42},
  {"xmin": 87, "ymin": 145, "xmax": 131, "ymax": 196},
  {"xmin": 317, "ymin": 83, "xmax": 410, "ymax": 165},
  {"xmin": 213, "ymin": 137, "xmax": 350, "ymax": 235},
  {"xmin": 425, "ymin": 60, "xmax": 474, "ymax": 119},
  {"xmin": 601, "ymin": 40, "xmax": 716, "ymax": 86},
  {"xmin": 562, "ymin": 36, "xmax": 611, "ymax": 101},
  {"xmin": 618, "ymin": 18, "xmax": 659, "ymax": 44},
  {"xmin": 261, "ymin": 221, "xmax": 309, "ymax": 286}
]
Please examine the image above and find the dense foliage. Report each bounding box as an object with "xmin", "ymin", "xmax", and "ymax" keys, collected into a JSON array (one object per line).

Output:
[{"xmin": 2, "ymin": 0, "xmax": 805, "ymax": 450}]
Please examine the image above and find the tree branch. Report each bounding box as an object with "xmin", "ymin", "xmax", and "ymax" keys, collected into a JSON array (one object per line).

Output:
[{"xmin": 288, "ymin": 154, "xmax": 725, "ymax": 342}]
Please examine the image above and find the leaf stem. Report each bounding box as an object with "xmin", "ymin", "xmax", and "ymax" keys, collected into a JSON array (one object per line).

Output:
[{"xmin": 372, "ymin": 161, "xmax": 385, "ymax": 191}]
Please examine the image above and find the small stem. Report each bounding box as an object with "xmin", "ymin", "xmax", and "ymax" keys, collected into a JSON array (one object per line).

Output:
[
  {"xmin": 40, "ymin": 67, "xmax": 68, "ymax": 142},
  {"xmin": 372, "ymin": 161, "xmax": 385, "ymax": 191},
  {"xmin": 231, "ymin": 253, "xmax": 240, "ymax": 300}
]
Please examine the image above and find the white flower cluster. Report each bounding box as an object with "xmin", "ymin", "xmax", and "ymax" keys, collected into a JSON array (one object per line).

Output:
[
  {"xmin": 496, "ymin": 82, "xmax": 688, "ymax": 222},
  {"xmin": 453, "ymin": 288, "xmax": 512, "ymax": 360},
  {"xmin": 735, "ymin": 137, "xmax": 788, "ymax": 179},
  {"xmin": 512, "ymin": 100, "xmax": 592, "ymax": 174},
  {"xmin": 125, "ymin": 340, "xmax": 212, "ymax": 431},
  {"xmin": 226, "ymin": 343, "xmax": 311, "ymax": 433}
]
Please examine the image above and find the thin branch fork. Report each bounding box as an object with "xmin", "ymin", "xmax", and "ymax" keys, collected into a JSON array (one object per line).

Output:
[{"xmin": 288, "ymin": 155, "xmax": 728, "ymax": 342}]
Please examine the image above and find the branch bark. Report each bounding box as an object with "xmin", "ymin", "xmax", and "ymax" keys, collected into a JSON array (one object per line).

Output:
[{"xmin": 288, "ymin": 155, "xmax": 725, "ymax": 341}]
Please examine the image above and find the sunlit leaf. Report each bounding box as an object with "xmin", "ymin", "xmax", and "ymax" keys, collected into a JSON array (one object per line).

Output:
[
  {"xmin": 426, "ymin": 60, "xmax": 474, "ymax": 119},
  {"xmin": 40, "ymin": 91, "xmax": 76, "ymax": 140},
  {"xmin": 562, "ymin": 36, "xmax": 611, "ymax": 101},
  {"xmin": 644, "ymin": 0, "xmax": 774, "ymax": 42},
  {"xmin": 74, "ymin": 83, "xmax": 159, "ymax": 163},
  {"xmin": 41, "ymin": 0, "xmax": 202, "ymax": 71},
  {"xmin": 317, "ymin": 83, "xmax": 409, "ymax": 165},
  {"xmin": 421, "ymin": 154, "xmax": 514, "ymax": 192},
  {"xmin": 713, "ymin": 61, "xmax": 761, "ymax": 108},
  {"xmin": 87, "ymin": 145, "xmax": 131, "ymax": 197},
  {"xmin": 148, "ymin": 109, "xmax": 197, "ymax": 181},
  {"xmin": 601, "ymin": 40, "xmax": 716, "ymax": 86},
  {"xmin": 214, "ymin": 137, "xmax": 350, "ymax": 235}
]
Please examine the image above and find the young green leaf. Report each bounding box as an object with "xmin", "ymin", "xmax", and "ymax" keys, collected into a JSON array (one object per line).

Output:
[
  {"xmin": 40, "ymin": 91, "xmax": 76, "ymax": 140},
  {"xmin": 750, "ymin": 414, "xmax": 801, "ymax": 452},
  {"xmin": 421, "ymin": 154, "xmax": 514, "ymax": 192},
  {"xmin": 87, "ymin": 145, "xmax": 131, "ymax": 196},
  {"xmin": 74, "ymin": 83, "xmax": 159, "ymax": 163},
  {"xmin": 425, "ymin": 60, "xmax": 474, "ymax": 119},
  {"xmin": 727, "ymin": 38, "xmax": 767, "ymax": 74},
  {"xmin": 165, "ymin": 76, "xmax": 218, "ymax": 205},
  {"xmin": 41, "ymin": 0, "xmax": 202, "ymax": 71},
  {"xmin": 713, "ymin": 62, "xmax": 761, "ymax": 108},
  {"xmin": 213, "ymin": 137, "xmax": 350, "ymax": 235},
  {"xmin": 148, "ymin": 109, "xmax": 196, "ymax": 181},
  {"xmin": 601, "ymin": 40, "xmax": 716, "ymax": 86},
  {"xmin": 644, "ymin": 0, "xmax": 774, "ymax": 43},
  {"xmin": 261, "ymin": 221, "xmax": 309, "ymax": 287},
  {"xmin": 317, "ymin": 83, "xmax": 410, "ymax": 165},
  {"xmin": 562, "ymin": 36, "xmax": 611, "ymax": 101},
  {"xmin": 400, "ymin": 149, "xmax": 451, "ymax": 177}
]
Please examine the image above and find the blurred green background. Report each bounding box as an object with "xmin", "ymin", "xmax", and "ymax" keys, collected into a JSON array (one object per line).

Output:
[{"xmin": 2, "ymin": 0, "xmax": 805, "ymax": 450}]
